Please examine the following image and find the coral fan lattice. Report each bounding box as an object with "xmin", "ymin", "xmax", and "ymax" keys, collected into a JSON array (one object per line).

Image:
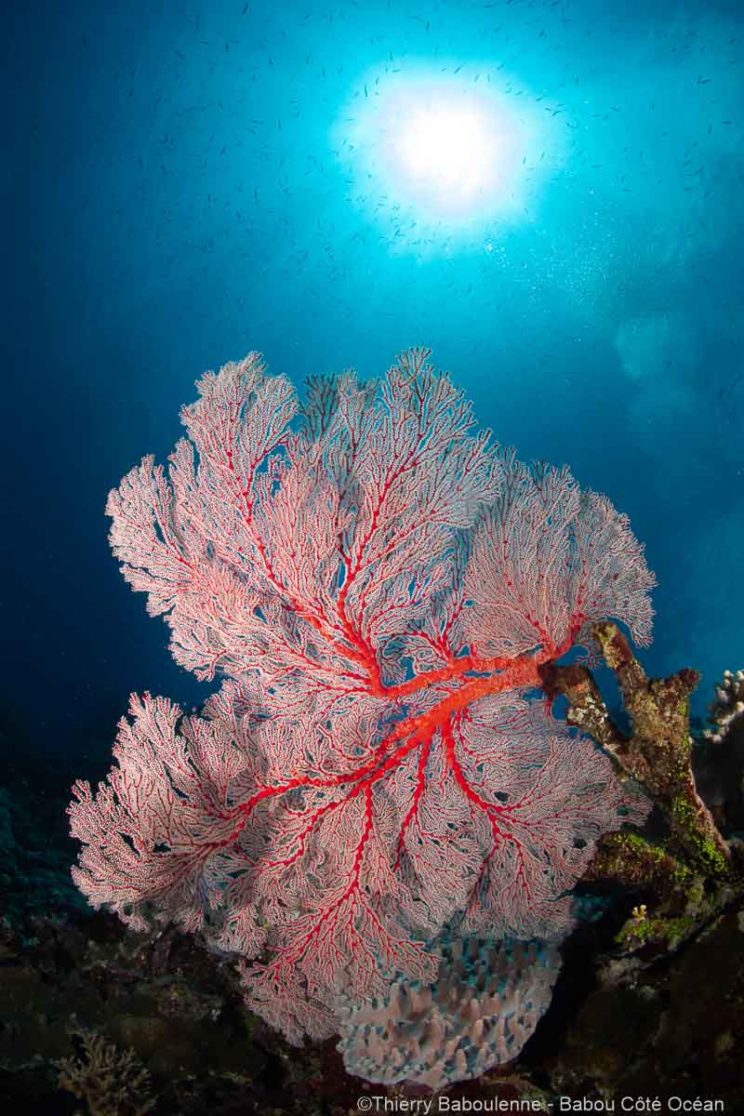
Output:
[{"xmin": 69, "ymin": 350, "xmax": 654, "ymax": 1048}]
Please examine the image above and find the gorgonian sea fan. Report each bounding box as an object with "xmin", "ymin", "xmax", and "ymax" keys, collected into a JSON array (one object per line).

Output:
[{"xmin": 69, "ymin": 349, "xmax": 654, "ymax": 1044}]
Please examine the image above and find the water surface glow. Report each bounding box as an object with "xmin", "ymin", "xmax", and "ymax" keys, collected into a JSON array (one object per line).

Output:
[{"xmin": 334, "ymin": 61, "xmax": 563, "ymax": 248}]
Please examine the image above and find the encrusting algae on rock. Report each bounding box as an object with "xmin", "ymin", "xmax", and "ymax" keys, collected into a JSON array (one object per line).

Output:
[{"xmin": 542, "ymin": 622, "xmax": 744, "ymax": 957}]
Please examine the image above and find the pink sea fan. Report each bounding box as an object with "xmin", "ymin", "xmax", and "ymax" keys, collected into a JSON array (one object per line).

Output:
[{"xmin": 70, "ymin": 348, "xmax": 654, "ymax": 1047}]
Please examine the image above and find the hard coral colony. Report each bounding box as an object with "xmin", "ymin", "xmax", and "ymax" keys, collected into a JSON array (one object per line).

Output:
[{"xmin": 68, "ymin": 349, "xmax": 654, "ymax": 1088}]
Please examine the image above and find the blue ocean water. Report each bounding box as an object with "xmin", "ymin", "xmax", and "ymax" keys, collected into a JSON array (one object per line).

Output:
[{"xmin": 2, "ymin": 0, "xmax": 742, "ymax": 755}]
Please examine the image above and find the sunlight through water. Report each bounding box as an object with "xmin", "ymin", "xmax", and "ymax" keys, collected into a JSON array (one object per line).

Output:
[{"xmin": 334, "ymin": 61, "xmax": 564, "ymax": 251}]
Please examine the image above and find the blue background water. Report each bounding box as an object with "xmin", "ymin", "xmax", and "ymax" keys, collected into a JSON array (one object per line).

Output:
[{"xmin": 3, "ymin": 0, "xmax": 742, "ymax": 756}]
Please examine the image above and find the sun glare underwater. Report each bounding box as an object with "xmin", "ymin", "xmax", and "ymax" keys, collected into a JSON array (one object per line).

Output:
[{"xmin": 334, "ymin": 60, "xmax": 563, "ymax": 249}]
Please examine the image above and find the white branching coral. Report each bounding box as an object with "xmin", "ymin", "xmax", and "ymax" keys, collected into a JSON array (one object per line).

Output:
[{"xmin": 705, "ymin": 669, "xmax": 744, "ymax": 745}]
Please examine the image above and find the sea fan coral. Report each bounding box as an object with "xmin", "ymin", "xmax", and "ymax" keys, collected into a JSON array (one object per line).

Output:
[{"xmin": 69, "ymin": 349, "xmax": 654, "ymax": 1074}]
